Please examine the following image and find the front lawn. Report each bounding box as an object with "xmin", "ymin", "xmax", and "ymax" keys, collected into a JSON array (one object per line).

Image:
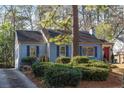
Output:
[
  {"xmin": 22, "ymin": 64, "xmax": 123, "ymax": 88},
  {"xmin": 20, "ymin": 56, "xmax": 120, "ymax": 88}
]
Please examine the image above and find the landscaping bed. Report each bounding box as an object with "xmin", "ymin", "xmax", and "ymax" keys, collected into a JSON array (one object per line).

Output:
[
  {"xmin": 22, "ymin": 69, "xmax": 122, "ymax": 88},
  {"xmin": 79, "ymin": 64, "xmax": 123, "ymax": 88},
  {"xmin": 79, "ymin": 72, "xmax": 122, "ymax": 88},
  {"xmin": 21, "ymin": 56, "xmax": 123, "ymax": 88}
]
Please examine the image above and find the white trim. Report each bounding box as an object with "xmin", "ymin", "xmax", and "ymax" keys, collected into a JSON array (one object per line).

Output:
[
  {"xmin": 59, "ymin": 45, "xmax": 66, "ymax": 57},
  {"xmin": 39, "ymin": 29, "xmax": 50, "ymax": 58},
  {"xmin": 47, "ymin": 43, "xmax": 50, "ymax": 58},
  {"xmin": 39, "ymin": 30, "xmax": 49, "ymax": 43},
  {"xmin": 29, "ymin": 46, "xmax": 37, "ymax": 57},
  {"xmin": 15, "ymin": 42, "xmax": 20, "ymax": 69},
  {"xmin": 15, "ymin": 32, "xmax": 19, "ymax": 69},
  {"xmin": 15, "ymin": 32, "xmax": 19, "ymax": 44}
]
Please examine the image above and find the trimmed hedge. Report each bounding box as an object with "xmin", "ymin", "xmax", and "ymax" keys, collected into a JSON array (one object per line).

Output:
[
  {"xmin": 32, "ymin": 62, "xmax": 53, "ymax": 77},
  {"xmin": 31, "ymin": 57, "xmax": 110, "ymax": 88},
  {"xmin": 73, "ymin": 59, "xmax": 109, "ymax": 69},
  {"xmin": 56, "ymin": 56, "xmax": 71, "ymax": 64},
  {"xmin": 86, "ymin": 62, "xmax": 109, "ymax": 69},
  {"xmin": 88, "ymin": 59, "xmax": 100, "ymax": 63},
  {"xmin": 21, "ymin": 57, "xmax": 37, "ymax": 65},
  {"xmin": 54, "ymin": 63, "xmax": 72, "ymax": 68},
  {"xmin": 74, "ymin": 66, "xmax": 109, "ymax": 81},
  {"xmin": 44, "ymin": 64, "xmax": 82, "ymax": 87},
  {"xmin": 71, "ymin": 56, "xmax": 89, "ymax": 65}
]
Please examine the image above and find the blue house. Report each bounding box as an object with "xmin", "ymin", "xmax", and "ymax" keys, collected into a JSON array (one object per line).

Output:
[{"xmin": 15, "ymin": 29, "xmax": 109, "ymax": 69}]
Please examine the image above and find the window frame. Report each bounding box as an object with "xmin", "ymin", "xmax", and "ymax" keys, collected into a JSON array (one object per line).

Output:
[
  {"xmin": 82, "ymin": 46, "xmax": 95, "ymax": 57},
  {"xmin": 30, "ymin": 46, "xmax": 36, "ymax": 57},
  {"xmin": 59, "ymin": 45, "xmax": 66, "ymax": 56}
]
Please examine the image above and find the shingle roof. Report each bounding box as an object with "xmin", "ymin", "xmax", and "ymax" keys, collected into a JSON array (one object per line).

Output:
[
  {"xmin": 16, "ymin": 29, "xmax": 102, "ymax": 44},
  {"xmin": 44, "ymin": 29, "xmax": 102, "ymax": 44},
  {"xmin": 47, "ymin": 29, "xmax": 62, "ymax": 38},
  {"xmin": 16, "ymin": 30, "xmax": 45, "ymax": 43},
  {"xmin": 78, "ymin": 31, "xmax": 101, "ymax": 43},
  {"xmin": 44, "ymin": 29, "xmax": 71, "ymax": 38},
  {"xmin": 99, "ymin": 39, "xmax": 113, "ymax": 45}
]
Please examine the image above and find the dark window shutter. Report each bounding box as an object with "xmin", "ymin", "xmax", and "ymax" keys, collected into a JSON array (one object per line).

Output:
[
  {"xmin": 66, "ymin": 45, "xmax": 69, "ymax": 56},
  {"xmin": 79, "ymin": 46, "xmax": 82, "ymax": 56},
  {"xmin": 27, "ymin": 45, "xmax": 30, "ymax": 56},
  {"xmin": 95, "ymin": 46, "xmax": 97, "ymax": 57},
  {"xmin": 57, "ymin": 45, "xmax": 59, "ymax": 57},
  {"xmin": 36, "ymin": 46, "xmax": 39, "ymax": 57}
]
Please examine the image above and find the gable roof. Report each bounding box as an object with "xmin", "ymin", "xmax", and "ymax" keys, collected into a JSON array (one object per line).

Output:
[
  {"xmin": 41, "ymin": 29, "xmax": 71, "ymax": 39},
  {"xmin": 16, "ymin": 29, "xmax": 103, "ymax": 44},
  {"xmin": 16, "ymin": 30, "xmax": 45, "ymax": 43},
  {"xmin": 99, "ymin": 39, "xmax": 113, "ymax": 45},
  {"xmin": 42, "ymin": 29, "xmax": 102, "ymax": 44},
  {"xmin": 78, "ymin": 31, "xmax": 101, "ymax": 43}
]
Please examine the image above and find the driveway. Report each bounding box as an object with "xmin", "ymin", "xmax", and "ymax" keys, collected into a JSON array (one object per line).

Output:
[{"xmin": 0, "ymin": 69, "xmax": 37, "ymax": 88}]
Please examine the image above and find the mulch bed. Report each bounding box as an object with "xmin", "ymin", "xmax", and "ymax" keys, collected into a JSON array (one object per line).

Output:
[
  {"xmin": 22, "ymin": 70, "xmax": 123, "ymax": 88},
  {"xmin": 79, "ymin": 72, "xmax": 122, "ymax": 88}
]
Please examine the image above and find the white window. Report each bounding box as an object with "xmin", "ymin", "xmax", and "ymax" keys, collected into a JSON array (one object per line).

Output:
[
  {"xmin": 82, "ymin": 47, "xmax": 95, "ymax": 57},
  {"xmin": 59, "ymin": 45, "xmax": 66, "ymax": 56},
  {"xmin": 30, "ymin": 47, "xmax": 36, "ymax": 57}
]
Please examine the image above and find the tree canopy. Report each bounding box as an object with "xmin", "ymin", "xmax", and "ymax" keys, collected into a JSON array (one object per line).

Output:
[{"xmin": 0, "ymin": 5, "xmax": 124, "ymax": 62}]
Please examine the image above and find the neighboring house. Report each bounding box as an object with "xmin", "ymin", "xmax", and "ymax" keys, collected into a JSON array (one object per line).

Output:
[
  {"xmin": 114, "ymin": 52, "xmax": 124, "ymax": 64},
  {"xmin": 15, "ymin": 29, "xmax": 112, "ymax": 69},
  {"xmin": 113, "ymin": 32, "xmax": 124, "ymax": 64},
  {"xmin": 113, "ymin": 36, "xmax": 124, "ymax": 54}
]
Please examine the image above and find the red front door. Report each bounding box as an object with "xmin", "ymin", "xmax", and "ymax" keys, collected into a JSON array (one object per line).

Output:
[{"xmin": 103, "ymin": 47, "xmax": 110, "ymax": 61}]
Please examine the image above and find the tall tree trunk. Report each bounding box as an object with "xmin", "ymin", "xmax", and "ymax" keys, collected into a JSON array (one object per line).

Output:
[{"xmin": 72, "ymin": 5, "xmax": 79, "ymax": 57}]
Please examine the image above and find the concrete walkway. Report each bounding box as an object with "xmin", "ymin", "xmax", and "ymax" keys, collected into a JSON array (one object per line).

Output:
[{"xmin": 0, "ymin": 69, "xmax": 37, "ymax": 88}]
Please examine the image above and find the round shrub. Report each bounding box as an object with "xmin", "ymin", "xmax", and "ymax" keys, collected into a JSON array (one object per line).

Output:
[
  {"xmin": 32, "ymin": 62, "xmax": 53, "ymax": 77},
  {"xmin": 74, "ymin": 66, "xmax": 109, "ymax": 81},
  {"xmin": 44, "ymin": 64, "xmax": 82, "ymax": 87},
  {"xmin": 56, "ymin": 56, "xmax": 71, "ymax": 64},
  {"xmin": 71, "ymin": 56, "xmax": 89, "ymax": 65},
  {"xmin": 21, "ymin": 57, "xmax": 37, "ymax": 65}
]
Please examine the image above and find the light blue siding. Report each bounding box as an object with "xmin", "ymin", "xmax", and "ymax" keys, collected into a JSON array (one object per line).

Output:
[
  {"xmin": 19, "ymin": 43, "xmax": 47, "ymax": 65},
  {"xmin": 49, "ymin": 43, "xmax": 102, "ymax": 62},
  {"xmin": 15, "ymin": 42, "xmax": 103, "ymax": 68},
  {"xmin": 68, "ymin": 45, "xmax": 72, "ymax": 57},
  {"xmin": 49, "ymin": 43, "xmax": 57, "ymax": 62},
  {"xmin": 49, "ymin": 44, "xmax": 72, "ymax": 62},
  {"xmin": 79, "ymin": 43, "xmax": 102, "ymax": 60}
]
